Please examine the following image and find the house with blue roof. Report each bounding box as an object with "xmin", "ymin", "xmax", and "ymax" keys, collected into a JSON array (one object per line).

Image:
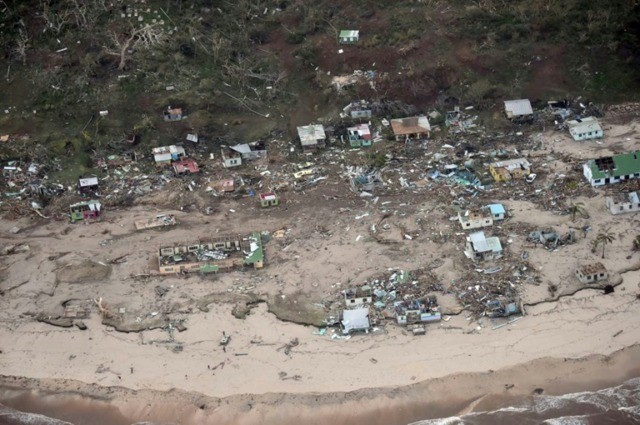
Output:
[
  {"xmin": 458, "ymin": 203, "xmax": 506, "ymax": 230},
  {"xmin": 487, "ymin": 204, "xmax": 506, "ymax": 220}
]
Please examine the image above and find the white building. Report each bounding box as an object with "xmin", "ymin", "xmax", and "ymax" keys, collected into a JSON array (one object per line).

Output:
[
  {"xmin": 605, "ymin": 192, "xmax": 640, "ymax": 215},
  {"xmin": 464, "ymin": 231, "xmax": 503, "ymax": 261},
  {"xmin": 504, "ymin": 99, "xmax": 533, "ymax": 119},
  {"xmin": 297, "ymin": 124, "xmax": 326, "ymax": 153},
  {"xmin": 342, "ymin": 307, "xmax": 370, "ymax": 334},
  {"xmin": 567, "ymin": 117, "xmax": 603, "ymax": 141},
  {"xmin": 575, "ymin": 263, "xmax": 608, "ymax": 284}
]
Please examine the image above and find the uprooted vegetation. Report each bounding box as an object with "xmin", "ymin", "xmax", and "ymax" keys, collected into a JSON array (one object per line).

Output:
[{"xmin": 1, "ymin": 1, "xmax": 639, "ymax": 184}]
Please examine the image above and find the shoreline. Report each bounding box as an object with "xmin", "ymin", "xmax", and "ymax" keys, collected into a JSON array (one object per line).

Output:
[{"xmin": 2, "ymin": 345, "xmax": 640, "ymax": 425}]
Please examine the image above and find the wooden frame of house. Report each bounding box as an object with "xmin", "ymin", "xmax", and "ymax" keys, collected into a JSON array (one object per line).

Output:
[
  {"xmin": 575, "ymin": 263, "xmax": 608, "ymax": 284},
  {"xmin": 158, "ymin": 232, "xmax": 264, "ymax": 275}
]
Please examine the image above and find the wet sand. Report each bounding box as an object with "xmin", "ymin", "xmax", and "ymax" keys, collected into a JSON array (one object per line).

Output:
[{"xmin": 1, "ymin": 345, "xmax": 639, "ymax": 425}]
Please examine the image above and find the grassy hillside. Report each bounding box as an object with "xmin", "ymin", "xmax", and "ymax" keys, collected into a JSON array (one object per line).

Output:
[{"xmin": 0, "ymin": 0, "xmax": 639, "ymax": 179}]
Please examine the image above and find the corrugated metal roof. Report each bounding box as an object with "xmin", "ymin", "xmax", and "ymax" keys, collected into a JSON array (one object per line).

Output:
[
  {"xmin": 504, "ymin": 99, "xmax": 533, "ymax": 117},
  {"xmin": 297, "ymin": 124, "xmax": 326, "ymax": 146},
  {"xmin": 342, "ymin": 307, "xmax": 370, "ymax": 332},
  {"xmin": 568, "ymin": 117, "xmax": 602, "ymax": 135}
]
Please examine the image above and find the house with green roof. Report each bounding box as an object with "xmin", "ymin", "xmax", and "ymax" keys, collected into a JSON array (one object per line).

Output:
[
  {"xmin": 339, "ymin": 30, "xmax": 359, "ymax": 44},
  {"xmin": 583, "ymin": 150, "xmax": 640, "ymax": 187}
]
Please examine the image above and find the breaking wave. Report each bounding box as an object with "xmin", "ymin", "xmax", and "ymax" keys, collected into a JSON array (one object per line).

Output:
[{"xmin": 410, "ymin": 378, "xmax": 640, "ymax": 425}]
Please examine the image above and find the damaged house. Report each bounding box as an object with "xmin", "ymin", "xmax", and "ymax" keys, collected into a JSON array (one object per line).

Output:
[
  {"xmin": 158, "ymin": 232, "xmax": 264, "ymax": 274},
  {"xmin": 465, "ymin": 231, "xmax": 503, "ymax": 261},
  {"xmin": 229, "ymin": 141, "xmax": 267, "ymax": 161},
  {"xmin": 567, "ymin": 117, "xmax": 603, "ymax": 141},
  {"xmin": 583, "ymin": 151, "xmax": 640, "ymax": 187},
  {"xmin": 458, "ymin": 209, "xmax": 494, "ymax": 230},
  {"xmin": 297, "ymin": 124, "xmax": 326, "ymax": 153},
  {"xmin": 152, "ymin": 145, "xmax": 186, "ymax": 165},
  {"xmin": 70, "ymin": 200, "xmax": 101, "ymax": 222},
  {"xmin": 172, "ymin": 158, "xmax": 200, "ymax": 175},
  {"xmin": 394, "ymin": 295, "xmax": 441, "ymax": 325},
  {"xmin": 489, "ymin": 158, "xmax": 532, "ymax": 182},
  {"xmin": 457, "ymin": 204, "xmax": 504, "ymax": 230},
  {"xmin": 163, "ymin": 107, "xmax": 183, "ymax": 122},
  {"xmin": 346, "ymin": 123, "xmax": 372, "ymax": 148},
  {"xmin": 344, "ymin": 285, "xmax": 372, "ymax": 307},
  {"xmin": 605, "ymin": 191, "xmax": 640, "ymax": 215},
  {"xmin": 390, "ymin": 116, "xmax": 431, "ymax": 141},
  {"xmin": 221, "ymin": 147, "xmax": 243, "ymax": 168},
  {"xmin": 575, "ymin": 262, "xmax": 608, "ymax": 284}
]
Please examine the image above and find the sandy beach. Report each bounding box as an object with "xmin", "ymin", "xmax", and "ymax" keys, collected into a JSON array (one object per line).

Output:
[{"xmin": 1, "ymin": 118, "xmax": 640, "ymax": 424}]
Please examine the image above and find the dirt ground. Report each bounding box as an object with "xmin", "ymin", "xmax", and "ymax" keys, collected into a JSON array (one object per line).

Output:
[{"xmin": 0, "ymin": 115, "xmax": 639, "ymax": 416}]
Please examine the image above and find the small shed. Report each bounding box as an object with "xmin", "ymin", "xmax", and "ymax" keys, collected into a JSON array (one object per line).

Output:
[
  {"xmin": 339, "ymin": 30, "xmax": 359, "ymax": 44},
  {"xmin": 567, "ymin": 117, "xmax": 603, "ymax": 141},
  {"xmin": 78, "ymin": 176, "xmax": 99, "ymax": 194},
  {"xmin": 575, "ymin": 263, "xmax": 608, "ymax": 284},
  {"xmin": 504, "ymin": 99, "xmax": 533, "ymax": 119},
  {"xmin": 342, "ymin": 307, "xmax": 370, "ymax": 334},
  {"xmin": 259, "ymin": 192, "xmax": 279, "ymax": 207}
]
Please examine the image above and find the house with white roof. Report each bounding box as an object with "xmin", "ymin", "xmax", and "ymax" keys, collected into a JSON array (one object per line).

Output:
[
  {"xmin": 504, "ymin": 99, "xmax": 533, "ymax": 120},
  {"xmin": 341, "ymin": 307, "xmax": 370, "ymax": 334},
  {"xmin": 297, "ymin": 124, "xmax": 326, "ymax": 153},
  {"xmin": 567, "ymin": 117, "xmax": 603, "ymax": 141},
  {"xmin": 464, "ymin": 231, "xmax": 503, "ymax": 261}
]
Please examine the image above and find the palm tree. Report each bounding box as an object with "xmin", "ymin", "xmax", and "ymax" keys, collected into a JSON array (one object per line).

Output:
[
  {"xmin": 568, "ymin": 201, "xmax": 588, "ymax": 222},
  {"xmin": 595, "ymin": 227, "xmax": 616, "ymax": 259}
]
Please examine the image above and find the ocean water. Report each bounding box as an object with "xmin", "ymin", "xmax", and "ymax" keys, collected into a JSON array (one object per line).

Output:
[
  {"xmin": 1, "ymin": 378, "xmax": 640, "ymax": 425},
  {"xmin": 410, "ymin": 378, "xmax": 640, "ymax": 425}
]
